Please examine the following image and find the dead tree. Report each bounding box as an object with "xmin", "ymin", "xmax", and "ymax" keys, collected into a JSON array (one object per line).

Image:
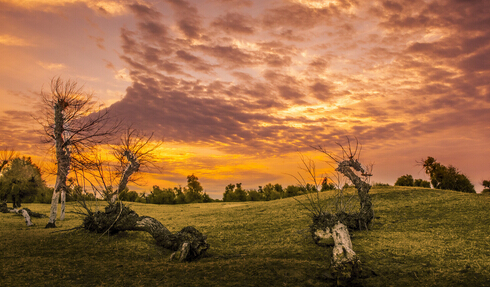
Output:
[
  {"xmin": 82, "ymin": 202, "xmax": 209, "ymax": 261},
  {"xmin": 0, "ymin": 149, "xmax": 18, "ymax": 173},
  {"xmin": 37, "ymin": 77, "xmax": 119, "ymax": 228},
  {"xmin": 1, "ymin": 202, "xmax": 46, "ymax": 226},
  {"xmin": 312, "ymin": 137, "xmax": 374, "ymax": 232},
  {"xmin": 303, "ymin": 138, "xmax": 374, "ymax": 282},
  {"xmin": 77, "ymin": 129, "xmax": 209, "ymax": 262}
]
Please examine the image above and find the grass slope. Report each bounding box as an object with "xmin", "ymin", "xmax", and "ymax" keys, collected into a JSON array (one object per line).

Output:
[{"xmin": 1, "ymin": 187, "xmax": 489, "ymax": 286}]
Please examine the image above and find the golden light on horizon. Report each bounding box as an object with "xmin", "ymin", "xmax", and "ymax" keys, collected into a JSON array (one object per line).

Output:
[{"xmin": 1, "ymin": 0, "xmax": 488, "ymax": 196}]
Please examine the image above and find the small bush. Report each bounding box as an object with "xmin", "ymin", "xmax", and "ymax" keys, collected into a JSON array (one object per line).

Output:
[
  {"xmin": 414, "ymin": 179, "xmax": 431, "ymax": 188},
  {"xmin": 395, "ymin": 174, "xmax": 414, "ymax": 186}
]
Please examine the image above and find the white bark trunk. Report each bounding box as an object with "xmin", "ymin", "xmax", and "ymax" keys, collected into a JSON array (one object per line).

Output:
[
  {"xmin": 47, "ymin": 183, "xmax": 60, "ymax": 226},
  {"xmin": 331, "ymin": 223, "xmax": 357, "ymax": 267},
  {"xmin": 60, "ymin": 189, "xmax": 66, "ymax": 221},
  {"xmin": 315, "ymin": 222, "xmax": 360, "ymax": 281},
  {"xmin": 10, "ymin": 208, "xmax": 34, "ymax": 226}
]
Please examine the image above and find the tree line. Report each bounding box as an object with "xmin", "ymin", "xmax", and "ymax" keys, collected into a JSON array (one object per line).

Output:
[
  {"xmin": 395, "ymin": 156, "xmax": 476, "ymax": 193},
  {"xmin": 2, "ymin": 153, "xmax": 487, "ymax": 209}
]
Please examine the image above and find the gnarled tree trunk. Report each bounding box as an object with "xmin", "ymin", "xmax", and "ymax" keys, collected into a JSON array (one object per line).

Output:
[
  {"xmin": 83, "ymin": 203, "xmax": 209, "ymax": 261},
  {"xmin": 311, "ymin": 141, "xmax": 374, "ymax": 283}
]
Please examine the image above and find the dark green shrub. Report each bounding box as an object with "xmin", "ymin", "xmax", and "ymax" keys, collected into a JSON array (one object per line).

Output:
[
  {"xmin": 395, "ymin": 174, "xmax": 414, "ymax": 186},
  {"xmin": 414, "ymin": 179, "xmax": 431, "ymax": 188}
]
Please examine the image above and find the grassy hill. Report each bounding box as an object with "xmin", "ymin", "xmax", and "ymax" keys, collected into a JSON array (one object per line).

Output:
[{"xmin": 1, "ymin": 186, "xmax": 489, "ymax": 286}]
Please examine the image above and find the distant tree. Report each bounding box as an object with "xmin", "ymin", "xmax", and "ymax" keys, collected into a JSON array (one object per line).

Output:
[
  {"xmin": 422, "ymin": 157, "xmax": 475, "ymax": 193},
  {"xmin": 321, "ymin": 177, "xmax": 336, "ymax": 191},
  {"xmin": 482, "ymin": 180, "xmax": 490, "ymax": 194},
  {"xmin": 395, "ymin": 174, "xmax": 414, "ymax": 186},
  {"xmin": 183, "ymin": 174, "xmax": 205, "ymax": 203},
  {"xmin": 263, "ymin": 183, "xmax": 281, "ymax": 201},
  {"xmin": 119, "ymin": 188, "xmax": 139, "ymax": 202},
  {"xmin": 0, "ymin": 157, "xmax": 45, "ymax": 208},
  {"xmin": 285, "ymin": 185, "xmax": 302, "ymax": 197},
  {"xmin": 232, "ymin": 183, "xmax": 247, "ymax": 202},
  {"xmin": 414, "ymin": 179, "xmax": 431, "ymax": 188},
  {"xmin": 202, "ymin": 192, "xmax": 213, "ymax": 203},
  {"xmin": 246, "ymin": 189, "xmax": 264, "ymax": 201},
  {"xmin": 174, "ymin": 187, "xmax": 186, "ymax": 204},
  {"xmin": 223, "ymin": 183, "xmax": 236, "ymax": 202}
]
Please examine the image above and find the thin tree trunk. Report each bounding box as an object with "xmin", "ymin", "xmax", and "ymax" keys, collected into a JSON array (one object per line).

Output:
[
  {"xmin": 46, "ymin": 180, "xmax": 61, "ymax": 228},
  {"xmin": 46, "ymin": 102, "xmax": 70, "ymax": 228},
  {"xmin": 60, "ymin": 189, "xmax": 66, "ymax": 221}
]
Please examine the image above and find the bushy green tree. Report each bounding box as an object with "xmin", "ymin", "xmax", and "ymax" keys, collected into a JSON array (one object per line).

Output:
[
  {"xmin": 395, "ymin": 174, "xmax": 414, "ymax": 186},
  {"xmin": 285, "ymin": 185, "xmax": 302, "ymax": 197},
  {"xmin": 263, "ymin": 183, "xmax": 283, "ymax": 201},
  {"xmin": 119, "ymin": 188, "xmax": 140, "ymax": 202},
  {"xmin": 246, "ymin": 189, "xmax": 264, "ymax": 201},
  {"xmin": 422, "ymin": 157, "xmax": 475, "ymax": 193},
  {"xmin": 223, "ymin": 183, "xmax": 236, "ymax": 202},
  {"xmin": 0, "ymin": 157, "xmax": 45, "ymax": 208},
  {"xmin": 147, "ymin": 185, "xmax": 176, "ymax": 204},
  {"xmin": 184, "ymin": 174, "xmax": 204, "ymax": 203},
  {"xmin": 480, "ymin": 180, "xmax": 490, "ymax": 194},
  {"xmin": 233, "ymin": 183, "xmax": 247, "ymax": 202}
]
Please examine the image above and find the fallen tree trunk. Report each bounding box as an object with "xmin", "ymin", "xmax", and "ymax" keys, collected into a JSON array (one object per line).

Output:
[
  {"xmin": 314, "ymin": 221, "xmax": 361, "ymax": 283},
  {"xmin": 1, "ymin": 202, "xmax": 46, "ymax": 226},
  {"xmin": 11, "ymin": 208, "xmax": 34, "ymax": 226},
  {"xmin": 82, "ymin": 203, "xmax": 209, "ymax": 262}
]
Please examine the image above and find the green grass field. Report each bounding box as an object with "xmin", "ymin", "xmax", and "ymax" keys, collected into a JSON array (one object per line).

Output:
[{"xmin": 1, "ymin": 186, "xmax": 489, "ymax": 286}]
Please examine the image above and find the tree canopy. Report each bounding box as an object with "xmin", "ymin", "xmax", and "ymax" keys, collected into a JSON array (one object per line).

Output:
[
  {"xmin": 0, "ymin": 157, "xmax": 45, "ymax": 208},
  {"xmin": 422, "ymin": 157, "xmax": 475, "ymax": 193}
]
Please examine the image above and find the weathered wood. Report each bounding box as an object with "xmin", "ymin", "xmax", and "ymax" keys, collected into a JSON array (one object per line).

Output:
[
  {"xmin": 10, "ymin": 208, "xmax": 34, "ymax": 226},
  {"xmin": 83, "ymin": 203, "xmax": 209, "ymax": 261},
  {"xmin": 315, "ymin": 222, "xmax": 361, "ymax": 283}
]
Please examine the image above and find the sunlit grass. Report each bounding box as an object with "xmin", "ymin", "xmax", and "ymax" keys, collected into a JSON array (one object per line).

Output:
[{"xmin": 1, "ymin": 186, "xmax": 489, "ymax": 286}]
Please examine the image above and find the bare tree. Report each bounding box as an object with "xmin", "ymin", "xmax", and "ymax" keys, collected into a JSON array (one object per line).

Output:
[
  {"xmin": 312, "ymin": 137, "xmax": 374, "ymax": 231},
  {"xmin": 297, "ymin": 138, "xmax": 374, "ymax": 283},
  {"xmin": 38, "ymin": 77, "xmax": 119, "ymax": 228},
  {"xmin": 76, "ymin": 129, "xmax": 209, "ymax": 262}
]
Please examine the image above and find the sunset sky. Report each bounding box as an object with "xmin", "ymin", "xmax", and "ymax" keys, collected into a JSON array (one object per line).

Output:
[{"xmin": 0, "ymin": 0, "xmax": 489, "ymax": 198}]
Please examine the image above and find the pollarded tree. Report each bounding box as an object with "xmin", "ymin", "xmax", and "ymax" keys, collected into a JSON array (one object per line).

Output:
[
  {"xmin": 38, "ymin": 77, "xmax": 119, "ymax": 227},
  {"xmin": 77, "ymin": 129, "xmax": 209, "ymax": 262},
  {"xmin": 303, "ymin": 138, "xmax": 374, "ymax": 282}
]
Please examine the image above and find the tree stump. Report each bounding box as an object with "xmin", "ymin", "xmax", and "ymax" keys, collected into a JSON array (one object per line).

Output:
[
  {"xmin": 83, "ymin": 203, "xmax": 209, "ymax": 261},
  {"xmin": 315, "ymin": 222, "xmax": 361, "ymax": 284}
]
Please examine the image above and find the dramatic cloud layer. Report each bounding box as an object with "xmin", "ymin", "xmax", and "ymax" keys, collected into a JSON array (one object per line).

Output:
[{"xmin": 0, "ymin": 0, "xmax": 489, "ymax": 196}]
